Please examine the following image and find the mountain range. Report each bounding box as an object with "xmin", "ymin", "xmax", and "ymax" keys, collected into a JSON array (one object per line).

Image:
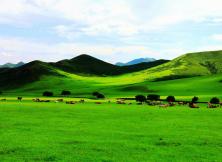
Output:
[{"xmin": 116, "ymin": 58, "xmax": 156, "ymax": 66}]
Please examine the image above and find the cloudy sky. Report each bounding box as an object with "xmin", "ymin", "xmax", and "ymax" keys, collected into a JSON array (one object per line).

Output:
[{"xmin": 0, "ymin": 0, "xmax": 222, "ymax": 64}]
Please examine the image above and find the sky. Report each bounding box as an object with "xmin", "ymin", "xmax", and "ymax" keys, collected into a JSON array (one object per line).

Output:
[{"xmin": 0, "ymin": 0, "xmax": 222, "ymax": 64}]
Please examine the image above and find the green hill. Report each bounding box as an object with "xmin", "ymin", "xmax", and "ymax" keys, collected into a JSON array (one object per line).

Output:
[
  {"xmin": 0, "ymin": 54, "xmax": 168, "ymax": 89},
  {"xmin": 137, "ymin": 50, "xmax": 222, "ymax": 81},
  {"xmin": 0, "ymin": 61, "xmax": 59, "ymax": 89},
  {"xmin": 1, "ymin": 50, "xmax": 222, "ymax": 99},
  {"xmin": 54, "ymin": 54, "xmax": 168, "ymax": 75}
]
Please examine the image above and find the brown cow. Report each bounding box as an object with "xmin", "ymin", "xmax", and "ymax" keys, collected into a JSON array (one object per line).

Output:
[
  {"xmin": 189, "ymin": 103, "xmax": 199, "ymax": 108},
  {"xmin": 207, "ymin": 103, "xmax": 218, "ymax": 109},
  {"xmin": 57, "ymin": 99, "xmax": 64, "ymax": 102},
  {"xmin": 66, "ymin": 101, "xmax": 76, "ymax": 104},
  {"xmin": 116, "ymin": 100, "xmax": 126, "ymax": 104},
  {"xmin": 159, "ymin": 104, "xmax": 169, "ymax": 108}
]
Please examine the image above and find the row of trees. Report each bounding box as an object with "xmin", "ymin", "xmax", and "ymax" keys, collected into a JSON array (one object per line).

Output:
[
  {"xmin": 42, "ymin": 90, "xmax": 106, "ymax": 99},
  {"xmin": 135, "ymin": 94, "xmax": 176, "ymax": 103},
  {"xmin": 135, "ymin": 94, "xmax": 221, "ymax": 104},
  {"xmin": 43, "ymin": 90, "xmax": 72, "ymax": 97}
]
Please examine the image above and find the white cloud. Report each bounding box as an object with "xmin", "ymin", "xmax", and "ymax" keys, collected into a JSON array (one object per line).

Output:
[
  {"xmin": 0, "ymin": 37, "xmax": 165, "ymax": 64},
  {"xmin": 1, "ymin": 0, "xmax": 222, "ymax": 34},
  {"xmin": 212, "ymin": 34, "xmax": 222, "ymax": 41},
  {"xmin": 1, "ymin": 0, "xmax": 222, "ymax": 64}
]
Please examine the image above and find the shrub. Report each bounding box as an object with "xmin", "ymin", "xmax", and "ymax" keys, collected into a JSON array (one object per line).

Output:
[
  {"xmin": 61, "ymin": 90, "xmax": 71, "ymax": 96},
  {"xmin": 210, "ymin": 97, "xmax": 220, "ymax": 104},
  {"xmin": 43, "ymin": 91, "xmax": 53, "ymax": 97},
  {"xmin": 192, "ymin": 96, "xmax": 199, "ymax": 103},
  {"xmin": 92, "ymin": 92, "xmax": 105, "ymax": 99},
  {"xmin": 92, "ymin": 92, "xmax": 100, "ymax": 97},
  {"xmin": 136, "ymin": 95, "xmax": 146, "ymax": 103},
  {"xmin": 97, "ymin": 93, "xmax": 105, "ymax": 99},
  {"xmin": 147, "ymin": 94, "xmax": 160, "ymax": 101},
  {"xmin": 166, "ymin": 96, "xmax": 176, "ymax": 102}
]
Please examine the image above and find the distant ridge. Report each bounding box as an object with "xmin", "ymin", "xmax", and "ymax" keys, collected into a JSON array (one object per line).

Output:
[
  {"xmin": 116, "ymin": 58, "xmax": 156, "ymax": 66},
  {"xmin": 0, "ymin": 62, "xmax": 25, "ymax": 68}
]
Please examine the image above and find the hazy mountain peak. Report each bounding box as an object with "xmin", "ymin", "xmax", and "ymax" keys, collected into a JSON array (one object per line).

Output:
[
  {"xmin": 0, "ymin": 62, "xmax": 25, "ymax": 68},
  {"xmin": 116, "ymin": 58, "xmax": 156, "ymax": 66}
]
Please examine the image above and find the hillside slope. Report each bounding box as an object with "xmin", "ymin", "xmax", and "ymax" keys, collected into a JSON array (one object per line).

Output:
[
  {"xmin": 143, "ymin": 50, "xmax": 222, "ymax": 81},
  {"xmin": 0, "ymin": 61, "xmax": 59, "ymax": 89}
]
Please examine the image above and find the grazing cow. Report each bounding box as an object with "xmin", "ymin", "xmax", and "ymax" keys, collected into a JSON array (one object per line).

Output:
[
  {"xmin": 147, "ymin": 101, "xmax": 162, "ymax": 106},
  {"xmin": 189, "ymin": 103, "xmax": 199, "ymax": 108},
  {"xmin": 66, "ymin": 101, "xmax": 76, "ymax": 104},
  {"xmin": 116, "ymin": 100, "xmax": 126, "ymax": 104},
  {"xmin": 207, "ymin": 103, "xmax": 218, "ymax": 109},
  {"xmin": 57, "ymin": 99, "xmax": 64, "ymax": 102},
  {"xmin": 33, "ymin": 98, "xmax": 40, "ymax": 102},
  {"xmin": 159, "ymin": 104, "xmax": 169, "ymax": 108},
  {"xmin": 95, "ymin": 102, "xmax": 102, "ymax": 104},
  {"xmin": 178, "ymin": 102, "xmax": 185, "ymax": 106},
  {"xmin": 79, "ymin": 99, "xmax": 85, "ymax": 103},
  {"xmin": 17, "ymin": 97, "xmax": 22, "ymax": 101}
]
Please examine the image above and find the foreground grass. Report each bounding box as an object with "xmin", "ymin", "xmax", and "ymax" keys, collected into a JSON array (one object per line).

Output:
[{"xmin": 1, "ymin": 101, "xmax": 222, "ymax": 161}]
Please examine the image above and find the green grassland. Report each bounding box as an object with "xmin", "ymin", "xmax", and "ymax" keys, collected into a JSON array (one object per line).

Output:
[
  {"xmin": 4, "ymin": 73, "xmax": 222, "ymax": 102},
  {"xmin": 1, "ymin": 51, "xmax": 222, "ymax": 161},
  {"xmin": 1, "ymin": 51, "xmax": 222, "ymax": 101},
  {"xmin": 1, "ymin": 101, "xmax": 222, "ymax": 162}
]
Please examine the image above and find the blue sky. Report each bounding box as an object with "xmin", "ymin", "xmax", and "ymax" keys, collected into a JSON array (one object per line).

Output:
[{"xmin": 0, "ymin": 0, "xmax": 222, "ymax": 64}]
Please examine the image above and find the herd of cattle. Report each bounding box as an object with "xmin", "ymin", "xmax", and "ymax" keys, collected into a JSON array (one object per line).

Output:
[{"xmin": 0, "ymin": 97, "xmax": 222, "ymax": 109}]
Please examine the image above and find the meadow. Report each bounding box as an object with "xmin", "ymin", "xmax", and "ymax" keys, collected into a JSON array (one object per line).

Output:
[
  {"xmin": 1, "ymin": 51, "xmax": 222, "ymax": 161},
  {"xmin": 1, "ymin": 99, "xmax": 222, "ymax": 162}
]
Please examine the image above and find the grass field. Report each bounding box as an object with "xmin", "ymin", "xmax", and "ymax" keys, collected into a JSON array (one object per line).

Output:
[
  {"xmin": 1, "ymin": 52, "xmax": 222, "ymax": 161},
  {"xmin": 1, "ymin": 100, "xmax": 222, "ymax": 162},
  {"xmin": 3, "ymin": 73, "xmax": 222, "ymax": 102}
]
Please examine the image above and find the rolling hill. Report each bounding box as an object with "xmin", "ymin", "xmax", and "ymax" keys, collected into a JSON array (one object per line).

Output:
[
  {"xmin": 1, "ymin": 50, "xmax": 222, "ymax": 98},
  {"xmin": 0, "ymin": 54, "xmax": 168, "ymax": 89},
  {"xmin": 142, "ymin": 50, "xmax": 222, "ymax": 81}
]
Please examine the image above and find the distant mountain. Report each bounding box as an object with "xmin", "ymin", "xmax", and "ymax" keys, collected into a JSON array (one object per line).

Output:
[
  {"xmin": 0, "ymin": 62, "xmax": 25, "ymax": 68},
  {"xmin": 116, "ymin": 58, "xmax": 156, "ymax": 66}
]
